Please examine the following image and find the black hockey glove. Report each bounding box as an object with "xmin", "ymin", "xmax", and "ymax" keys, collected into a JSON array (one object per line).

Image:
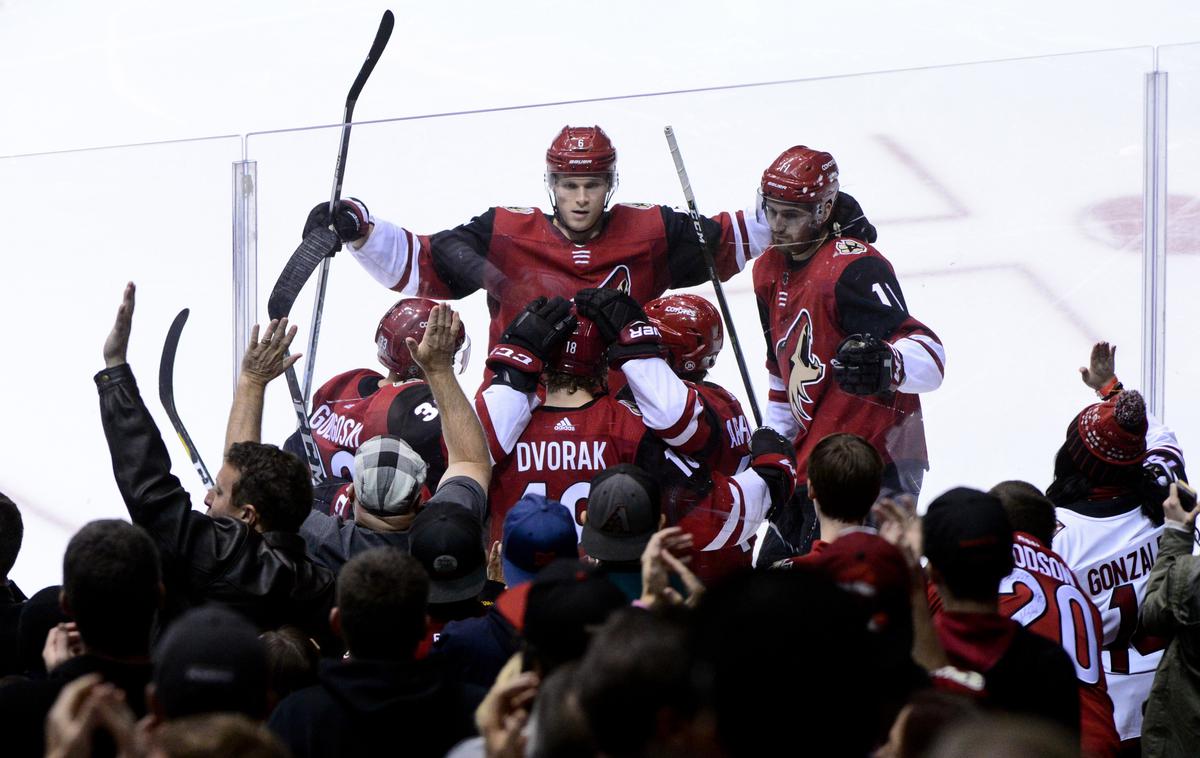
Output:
[
  {"xmin": 832, "ymin": 192, "xmax": 877, "ymax": 244},
  {"xmin": 575, "ymin": 287, "xmax": 663, "ymax": 367},
  {"xmin": 831, "ymin": 334, "xmax": 903, "ymax": 396},
  {"xmin": 302, "ymin": 198, "xmax": 371, "ymax": 244},
  {"xmin": 487, "ymin": 296, "xmax": 577, "ymax": 393},
  {"xmin": 749, "ymin": 427, "xmax": 797, "ymax": 522}
]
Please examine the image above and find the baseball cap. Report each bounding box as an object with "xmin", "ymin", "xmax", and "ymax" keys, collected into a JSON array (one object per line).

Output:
[
  {"xmin": 409, "ymin": 501, "xmax": 487, "ymax": 603},
  {"xmin": 353, "ymin": 435, "xmax": 428, "ymax": 517},
  {"xmin": 922, "ymin": 487, "xmax": 1014, "ymax": 579},
  {"xmin": 505, "ymin": 559, "xmax": 628, "ymax": 672},
  {"xmin": 502, "ymin": 493, "xmax": 580, "ymax": 587},
  {"xmin": 580, "ymin": 464, "xmax": 661, "ymax": 562},
  {"xmin": 815, "ymin": 530, "xmax": 910, "ymax": 636},
  {"xmin": 153, "ymin": 605, "xmax": 268, "ymax": 719}
]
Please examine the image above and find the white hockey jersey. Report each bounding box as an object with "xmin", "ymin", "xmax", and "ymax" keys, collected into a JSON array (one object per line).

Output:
[{"xmin": 1053, "ymin": 496, "xmax": 1167, "ymax": 741}]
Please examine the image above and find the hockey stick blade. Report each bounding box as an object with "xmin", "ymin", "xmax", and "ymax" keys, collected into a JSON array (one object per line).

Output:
[
  {"xmin": 347, "ymin": 10, "xmax": 394, "ymax": 106},
  {"xmin": 267, "ymin": 227, "xmax": 340, "ymax": 321},
  {"xmin": 158, "ymin": 308, "xmax": 215, "ymax": 489}
]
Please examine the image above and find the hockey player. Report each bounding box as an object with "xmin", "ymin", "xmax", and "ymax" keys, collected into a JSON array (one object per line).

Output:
[
  {"xmin": 751, "ymin": 145, "xmax": 945, "ymax": 562},
  {"xmin": 288, "ymin": 297, "xmax": 468, "ymax": 514},
  {"xmin": 477, "ymin": 296, "xmax": 797, "ymax": 582},
  {"xmin": 574, "ymin": 288, "xmax": 752, "ymax": 476},
  {"xmin": 990, "ymin": 481, "xmax": 1120, "ymax": 757},
  {"xmin": 302, "ymin": 125, "xmax": 877, "ymax": 350}
]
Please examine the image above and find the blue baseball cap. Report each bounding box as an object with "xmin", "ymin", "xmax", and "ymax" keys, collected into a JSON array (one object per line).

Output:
[{"xmin": 502, "ymin": 493, "xmax": 579, "ymax": 587}]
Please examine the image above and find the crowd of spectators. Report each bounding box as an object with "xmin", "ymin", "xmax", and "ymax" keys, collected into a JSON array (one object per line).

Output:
[{"xmin": 0, "ymin": 282, "xmax": 1196, "ymax": 758}]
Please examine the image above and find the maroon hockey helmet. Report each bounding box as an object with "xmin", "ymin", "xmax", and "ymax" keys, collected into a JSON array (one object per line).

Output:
[
  {"xmin": 549, "ymin": 314, "xmax": 606, "ymax": 378},
  {"xmin": 546, "ymin": 125, "xmax": 618, "ymax": 176},
  {"xmin": 759, "ymin": 146, "xmax": 839, "ymax": 206},
  {"xmin": 645, "ymin": 293, "xmax": 724, "ymax": 375},
  {"xmin": 375, "ymin": 298, "xmax": 470, "ymax": 380}
]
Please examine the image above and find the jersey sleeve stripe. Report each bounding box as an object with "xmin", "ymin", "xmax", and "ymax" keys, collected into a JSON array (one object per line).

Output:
[
  {"xmin": 395, "ymin": 230, "xmax": 422, "ymax": 295},
  {"xmin": 906, "ymin": 334, "xmax": 946, "ymax": 375},
  {"xmin": 701, "ymin": 479, "xmax": 743, "ymax": 552}
]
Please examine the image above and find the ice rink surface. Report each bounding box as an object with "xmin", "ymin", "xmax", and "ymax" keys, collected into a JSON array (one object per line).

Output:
[{"xmin": 4, "ymin": 1, "xmax": 1200, "ymax": 590}]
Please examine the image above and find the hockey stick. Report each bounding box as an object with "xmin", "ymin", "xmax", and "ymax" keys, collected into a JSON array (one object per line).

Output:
[
  {"xmin": 266, "ymin": 9, "xmax": 395, "ymax": 485},
  {"xmin": 159, "ymin": 309, "xmax": 215, "ymax": 489},
  {"xmin": 663, "ymin": 126, "xmax": 763, "ymax": 427},
  {"xmin": 300, "ymin": 9, "xmax": 395, "ymax": 404}
]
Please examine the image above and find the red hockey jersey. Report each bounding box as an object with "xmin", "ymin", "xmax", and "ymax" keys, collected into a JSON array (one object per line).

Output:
[
  {"xmin": 752, "ymin": 237, "xmax": 944, "ymax": 483},
  {"xmin": 307, "ymin": 368, "xmax": 447, "ymax": 486},
  {"xmin": 1000, "ymin": 532, "xmax": 1120, "ymax": 757},
  {"xmin": 355, "ymin": 203, "xmax": 763, "ymax": 349}
]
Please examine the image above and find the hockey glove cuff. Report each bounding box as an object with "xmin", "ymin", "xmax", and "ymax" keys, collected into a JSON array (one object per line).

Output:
[
  {"xmin": 831, "ymin": 334, "xmax": 904, "ymax": 395},
  {"xmin": 750, "ymin": 427, "xmax": 797, "ymax": 520},
  {"xmin": 607, "ymin": 320, "xmax": 664, "ymax": 368},
  {"xmin": 487, "ymin": 344, "xmax": 543, "ymax": 394},
  {"xmin": 575, "ymin": 288, "xmax": 649, "ymax": 343}
]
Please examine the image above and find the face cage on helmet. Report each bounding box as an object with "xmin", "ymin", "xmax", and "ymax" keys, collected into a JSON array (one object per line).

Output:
[{"xmin": 545, "ymin": 170, "xmax": 619, "ymax": 230}]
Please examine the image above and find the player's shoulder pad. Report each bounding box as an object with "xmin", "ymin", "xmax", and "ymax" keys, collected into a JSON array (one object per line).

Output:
[
  {"xmin": 832, "ymin": 238, "xmax": 871, "ymax": 258},
  {"xmin": 498, "ymin": 206, "xmax": 537, "ymax": 215},
  {"xmin": 617, "ymin": 396, "xmax": 643, "ymax": 417},
  {"xmin": 616, "ymin": 202, "xmax": 656, "ymax": 211}
]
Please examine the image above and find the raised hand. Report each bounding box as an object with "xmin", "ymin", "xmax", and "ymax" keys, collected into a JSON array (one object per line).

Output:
[
  {"xmin": 103, "ymin": 282, "xmax": 136, "ymax": 368},
  {"xmin": 1079, "ymin": 341, "xmax": 1116, "ymax": 391},
  {"xmin": 408, "ymin": 303, "xmax": 462, "ymax": 374},
  {"xmin": 239, "ymin": 318, "xmax": 301, "ymax": 387}
]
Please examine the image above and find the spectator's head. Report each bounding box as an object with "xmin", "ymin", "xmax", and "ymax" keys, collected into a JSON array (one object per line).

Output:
[
  {"xmin": 505, "ymin": 559, "xmax": 628, "ymax": 675},
  {"xmin": 545, "ymin": 315, "xmax": 607, "ymax": 396},
  {"xmin": 150, "ymin": 713, "xmax": 288, "ymax": 758},
  {"xmin": 350, "ymin": 435, "xmax": 428, "ymax": 531},
  {"xmin": 409, "ymin": 502, "xmax": 487, "ymax": 606},
  {"xmin": 332, "ymin": 548, "xmax": 428, "ymax": 661},
  {"xmin": 17, "ymin": 585, "xmax": 69, "ymax": 676},
  {"xmin": 926, "ymin": 713, "xmax": 1077, "ymax": 758},
  {"xmin": 580, "ymin": 464, "xmax": 663, "ymax": 564},
  {"xmin": 206, "ymin": 442, "xmax": 311, "ymax": 534},
  {"xmin": 577, "ymin": 608, "xmax": 698, "ymax": 757},
  {"xmin": 529, "ymin": 662, "xmax": 594, "ymax": 756},
  {"xmin": 260, "ymin": 626, "xmax": 320, "ymax": 706},
  {"xmin": 1049, "ymin": 391, "xmax": 1149, "ymax": 504},
  {"xmin": 501, "ymin": 493, "xmax": 579, "ymax": 586},
  {"xmin": 62, "ymin": 520, "xmax": 161, "ymax": 658},
  {"xmin": 990, "ymin": 480, "xmax": 1057, "ymax": 547},
  {"xmin": 694, "ymin": 570, "xmax": 885, "ymax": 757},
  {"xmin": 922, "ymin": 488, "xmax": 1013, "ymax": 606},
  {"xmin": 806, "ymin": 433, "xmax": 884, "ymax": 524},
  {"xmin": 876, "ymin": 690, "xmax": 979, "ymax": 758},
  {"xmin": 150, "ymin": 605, "xmax": 269, "ymax": 721},
  {"xmin": 0, "ymin": 491, "xmax": 22, "ymax": 581}
]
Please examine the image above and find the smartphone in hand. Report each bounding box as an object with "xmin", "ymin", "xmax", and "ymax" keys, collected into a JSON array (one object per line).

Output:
[{"xmin": 1177, "ymin": 480, "xmax": 1197, "ymax": 511}]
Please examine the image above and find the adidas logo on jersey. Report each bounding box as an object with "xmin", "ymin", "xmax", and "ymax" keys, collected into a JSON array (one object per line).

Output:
[{"xmin": 553, "ymin": 417, "xmax": 576, "ymax": 432}]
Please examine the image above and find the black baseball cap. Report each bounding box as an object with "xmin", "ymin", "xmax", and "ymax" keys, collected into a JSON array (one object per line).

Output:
[
  {"xmin": 518, "ymin": 559, "xmax": 628, "ymax": 672},
  {"xmin": 922, "ymin": 487, "xmax": 1014, "ymax": 579},
  {"xmin": 153, "ymin": 605, "xmax": 268, "ymax": 720},
  {"xmin": 580, "ymin": 464, "xmax": 661, "ymax": 562},
  {"xmin": 409, "ymin": 501, "xmax": 487, "ymax": 603}
]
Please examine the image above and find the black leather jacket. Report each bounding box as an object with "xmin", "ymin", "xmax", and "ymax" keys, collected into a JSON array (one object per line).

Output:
[{"xmin": 96, "ymin": 364, "xmax": 336, "ymax": 650}]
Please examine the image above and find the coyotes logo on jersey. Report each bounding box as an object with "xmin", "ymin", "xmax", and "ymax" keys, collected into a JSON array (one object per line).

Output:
[
  {"xmin": 775, "ymin": 308, "xmax": 825, "ymax": 428},
  {"xmin": 598, "ymin": 264, "xmax": 632, "ymax": 294}
]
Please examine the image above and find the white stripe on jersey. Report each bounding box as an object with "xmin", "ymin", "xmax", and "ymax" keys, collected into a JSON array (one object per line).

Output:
[
  {"xmin": 350, "ymin": 217, "xmax": 416, "ymax": 292},
  {"xmin": 478, "ymin": 383, "xmax": 535, "ymax": 461},
  {"xmin": 702, "ymin": 482, "xmax": 742, "ymax": 552}
]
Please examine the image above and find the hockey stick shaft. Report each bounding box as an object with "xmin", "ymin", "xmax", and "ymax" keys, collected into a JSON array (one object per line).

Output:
[
  {"xmin": 302, "ymin": 9, "xmax": 395, "ymax": 404},
  {"xmin": 159, "ymin": 309, "xmax": 215, "ymax": 489},
  {"xmin": 663, "ymin": 126, "xmax": 763, "ymax": 427},
  {"xmin": 286, "ymin": 361, "xmax": 328, "ymax": 485}
]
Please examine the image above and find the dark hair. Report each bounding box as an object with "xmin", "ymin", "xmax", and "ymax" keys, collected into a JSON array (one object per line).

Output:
[
  {"xmin": 336, "ymin": 548, "xmax": 429, "ymax": 661},
  {"xmin": 153, "ymin": 714, "xmax": 289, "ymax": 758},
  {"xmin": 260, "ymin": 626, "xmax": 320, "ymax": 702},
  {"xmin": 226, "ymin": 442, "xmax": 313, "ymax": 533},
  {"xmin": 896, "ymin": 690, "xmax": 980, "ymax": 758},
  {"xmin": 576, "ymin": 609, "xmax": 696, "ymax": 756},
  {"xmin": 807, "ymin": 433, "xmax": 883, "ymax": 523},
  {"xmin": 544, "ymin": 370, "xmax": 604, "ymax": 396},
  {"xmin": 990, "ymin": 481, "xmax": 1057, "ymax": 546},
  {"xmin": 1046, "ymin": 442, "xmax": 1165, "ymax": 526},
  {"xmin": 0, "ymin": 492, "xmax": 23, "ymax": 578},
  {"xmin": 63, "ymin": 520, "xmax": 161, "ymax": 657}
]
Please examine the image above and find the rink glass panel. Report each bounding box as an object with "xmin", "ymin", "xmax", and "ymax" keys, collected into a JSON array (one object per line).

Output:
[
  {"xmin": 0, "ymin": 137, "xmax": 242, "ymax": 590},
  {"xmin": 246, "ymin": 47, "xmax": 1152, "ymax": 510}
]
